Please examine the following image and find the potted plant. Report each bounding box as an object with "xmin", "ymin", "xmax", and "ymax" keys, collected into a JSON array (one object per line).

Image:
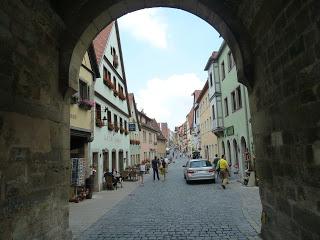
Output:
[{"xmin": 78, "ymin": 99, "xmax": 95, "ymax": 110}]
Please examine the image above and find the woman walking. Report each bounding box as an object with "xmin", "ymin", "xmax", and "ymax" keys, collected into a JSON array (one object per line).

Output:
[
  {"xmin": 139, "ymin": 161, "xmax": 146, "ymax": 185},
  {"xmin": 160, "ymin": 158, "xmax": 167, "ymax": 181}
]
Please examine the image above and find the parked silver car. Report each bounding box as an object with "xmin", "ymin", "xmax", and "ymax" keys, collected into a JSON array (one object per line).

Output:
[{"xmin": 183, "ymin": 159, "xmax": 215, "ymax": 184}]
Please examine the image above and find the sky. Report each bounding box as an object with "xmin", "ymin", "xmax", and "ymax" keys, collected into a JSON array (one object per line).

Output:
[{"xmin": 118, "ymin": 8, "xmax": 223, "ymax": 130}]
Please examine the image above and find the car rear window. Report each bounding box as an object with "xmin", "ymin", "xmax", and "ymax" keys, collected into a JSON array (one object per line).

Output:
[{"xmin": 190, "ymin": 160, "xmax": 212, "ymax": 168}]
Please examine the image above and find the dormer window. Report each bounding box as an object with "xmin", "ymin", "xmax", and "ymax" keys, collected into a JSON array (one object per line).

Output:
[{"xmin": 111, "ymin": 46, "xmax": 119, "ymax": 68}]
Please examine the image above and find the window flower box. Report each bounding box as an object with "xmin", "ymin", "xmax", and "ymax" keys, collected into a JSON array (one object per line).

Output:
[
  {"xmin": 114, "ymin": 125, "xmax": 119, "ymax": 132},
  {"xmin": 103, "ymin": 77, "xmax": 114, "ymax": 89},
  {"xmin": 130, "ymin": 139, "xmax": 134, "ymax": 145},
  {"xmin": 124, "ymin": 129, "xmax": 129, "ymax": 135},
  {"xmin": 118, "ymin": 92, "xmax": 126, "ymax": 101},
  {"xmin": 120, "ymin": 127, "xmax": 125, "ymax": 134},
  {"xmin": 108, "ymin": 122, "xmax": 114, "ymax": 131},
  {"xmin": 136, "ymin": 140, "xmax": 140, "ymax": 145},
  {"xmin": 78, "ymin": 99, "xmax": 95, "ymax": 110},
  {"xmin": 96, "ymin": 119, "xmax": 104, "ymax": 128}
]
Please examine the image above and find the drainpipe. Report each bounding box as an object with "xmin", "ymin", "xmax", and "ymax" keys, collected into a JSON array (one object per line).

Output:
[{"xmin": 243, "ymin": 85, "xmax": 251, "ymax": 159}]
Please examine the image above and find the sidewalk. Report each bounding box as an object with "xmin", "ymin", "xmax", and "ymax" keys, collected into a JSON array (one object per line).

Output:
[{"xmin": 69, "ymin": 179, "xmax": 142, "ymax": 239}]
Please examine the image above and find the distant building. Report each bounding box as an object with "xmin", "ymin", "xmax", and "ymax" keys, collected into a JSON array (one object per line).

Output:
[
  {"xmin": 204, "ymin": 41, "xmax": 254, "ymax": 179},
  {"xmin": 192, "ymin": 90, "xmax": 202, "ymax": 151},
  {"xmin": 128, "ymin": 93, "xmax": 141, "ymax": 165},
  {"xmin": 197, "ymin": 81, "xmax": 218, "ymax": 160},
  {"xmin": 138, "ymin": 111, "xmax": 159, "ymax": 162}
]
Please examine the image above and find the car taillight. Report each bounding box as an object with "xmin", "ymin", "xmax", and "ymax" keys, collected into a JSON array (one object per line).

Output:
[
  {"xmin": 208, "ymin": 169, "xmax": 214, "ymax": 173},
  {"xmin": 187, "ymin": 170, "xmax": 195, "ymax": 174}
]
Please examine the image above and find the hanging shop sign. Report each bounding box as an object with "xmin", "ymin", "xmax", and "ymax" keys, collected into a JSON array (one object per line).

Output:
[{"xmin": 129, "ymin": 123, "xmax": 136, "ymax": 131}]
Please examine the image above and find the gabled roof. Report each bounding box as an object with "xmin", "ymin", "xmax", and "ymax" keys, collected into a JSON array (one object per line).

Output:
[
  {"xmin": 128, "ymin": 93, "xmax": 141, "ymax": 131},
  {"xmin": 196, "ymin": 81, "xmax": 209, "ymax": 104},
  {"xmin": 204, "ymin": 51, "xmax": 219, "ymax": 71},
  {"xmin": 192, "ymin": 90, "xmax": 202, "ymax": 103},
  {"xmin": 92, "ymin": 22, "xmax": 114, "ymax": 64}
]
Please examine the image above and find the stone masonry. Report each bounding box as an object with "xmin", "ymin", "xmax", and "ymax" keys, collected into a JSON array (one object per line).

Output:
[{"xmin": 0, "ymin": 0, "xmax": 319, "ymax": 239}]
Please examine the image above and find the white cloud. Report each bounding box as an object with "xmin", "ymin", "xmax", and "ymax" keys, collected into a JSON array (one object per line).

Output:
[
  {"xmin": 135, "ymin": 73, "xmax": 205, "ymax": 130},
  {"xmin": 118, "ymin": 9, "xmax": 168, "ymax": 49}
]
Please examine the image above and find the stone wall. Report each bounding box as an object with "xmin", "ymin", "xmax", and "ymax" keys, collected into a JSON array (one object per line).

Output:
[{"xmin": 0, "ymin": 0, "xmax": 71, "ymax": 239}]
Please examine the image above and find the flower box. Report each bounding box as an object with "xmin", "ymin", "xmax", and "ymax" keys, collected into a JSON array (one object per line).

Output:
[
  {"xmin": 114, "ymin": 125, "xmax": 119, "ymax": 132},
  {"xmin": 78, "ymin": 99, "xmax": 95, "ymax": 110},
  {"xmin": 96, "ymin": 119, "xmax": 104, "ymax": 128},
  {"xmin": 124, "ymin": 129, "xmax": 129, "ymax": 135},
  {"xmin": 103, "ymin": 77, "xmax": 114, "ymax": 89},
  {"xmin": 136, "ymin": 140, "xmax": 140, "ymax": 145},
  {"xmin": 118, "ymin": 92, "xmax": 126, "ymax": 101},
  {"xmin": 130, "ymin": 139, "xmax": 134, "ymax": 145},
  {"xmin": 108, "ymin": 122, "xmax": 114, "ymax": 131},
  {"xmin": 120, "ymin": 127, "xmax": 125, "ymax": 134}
]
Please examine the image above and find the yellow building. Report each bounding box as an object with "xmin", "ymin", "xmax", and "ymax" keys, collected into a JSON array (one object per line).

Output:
[
  {"xmin": 70, "ymin": 46, "xmax": 100, "ymax": 199},
  {"xmin": 197, "ymin": 81, "xmax": 218, "ymax": 161}
]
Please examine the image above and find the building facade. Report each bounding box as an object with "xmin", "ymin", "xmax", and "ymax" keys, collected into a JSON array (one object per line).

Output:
[
  {"xmin": 91, "ymin": 21, "xmax": 131, "ymax": 191},
  {"xmin": 138, "ymin": 111, "xmax": 158, "ymax": 162},
  {"xmin": 70, "ymin": 49, "xmax": 99, "ymax": 198},
  {"xmin": 128, "ymin": 93, "xmax": 141, "ymax": 165},
  {"xmin": 205, "ymin": 41, "xmax": 254, "ymax": 179},
  {"xmin": 197, "ymin": 81, "xmax": 218, "ymax": 160},
  {"xmin": 192, "ymin": 90, "xmax": 202, "ymax": 152}
]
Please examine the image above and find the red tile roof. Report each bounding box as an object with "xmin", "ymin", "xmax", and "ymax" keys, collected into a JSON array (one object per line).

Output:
[
  {"xmin": 193, "ymin": 90, "xmax": 202, "ymax": 103},
  {"xmin": 196, "ymin": 81, "xmax": 209, "ymax": 104},
  {"xmin": 92, "ymin": 22, "xmax": 114, "ymax": 64}
]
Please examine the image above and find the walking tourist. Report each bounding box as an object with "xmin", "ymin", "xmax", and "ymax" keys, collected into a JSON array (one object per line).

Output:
[
  {"xmin": 139, "ymin": 161, "xmax": 146, "ymax": 185},
  {"xmin": 217, "ymin": 155, "xmax": 229, "ymax": 189},
  {"xmin": 213, "ymin": 154, "xmax": 220, "ymax": 181},
  {"xmin": 160, "ymin": 158, "xmax": 167, "ymax": 181},
  {"xmin": 151, "ymin": 156, "xmax": 160, "ymax": 181}
]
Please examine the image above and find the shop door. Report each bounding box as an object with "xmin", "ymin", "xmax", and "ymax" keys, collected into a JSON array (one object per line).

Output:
[
  {"xmin": 92, "ymin": 152, "xmax": 99, "ymax": 191},
  {"xmin": 112, "ymin": 151, "xmax": 116, "ymax": 171},
  {"xmin": 103, "ymin": 151, "xmax": 109, "ymax": 172},
  {"xmin": 119, "ymin": 151, "xmax": 124, "ymax": 172}
]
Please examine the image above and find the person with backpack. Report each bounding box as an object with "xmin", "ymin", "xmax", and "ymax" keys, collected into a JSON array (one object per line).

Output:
[{"xmin": 216, "ymin": 154, "xmax": 229, "ymax": 189}]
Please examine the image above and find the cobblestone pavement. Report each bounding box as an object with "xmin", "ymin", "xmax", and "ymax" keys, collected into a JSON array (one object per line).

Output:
[{"xmin": 74, "ymin": 157, "xmax": 262, "ymax": 240}]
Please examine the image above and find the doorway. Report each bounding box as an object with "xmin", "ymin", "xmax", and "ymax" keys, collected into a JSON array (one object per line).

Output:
[
  {"xmin": 119, "ymin": 151, "xmax": 124, "ymax": 172},
  {"xmin": 92, "ymin": 152, "xmax": 99, "ymax": 191},
  {"xmin": 112, "ymin": 150, "xmax": 116, "ymax": 171}
]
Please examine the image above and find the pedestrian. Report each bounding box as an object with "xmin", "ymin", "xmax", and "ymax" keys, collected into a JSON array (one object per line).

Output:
[
  {"xmin": 151, "ymin": 156, "xmax": 160, "ymax": 181},
  {"xmin": 160, "ymin": 158, "xmax": 167, "ymax": 181},
  {"xmin": 217, "ymin": 155, "xmax": 229, "ymax": 189},
  {"xmin": 139, "ymin": 160, "xmax": 146, "ymax": 185},
  {"xmin": 213, "ymin": 154, "xmax": 220, "ymax": 182}
]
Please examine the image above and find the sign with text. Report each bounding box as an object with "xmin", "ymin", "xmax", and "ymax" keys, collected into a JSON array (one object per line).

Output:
[{"xmin": 129, "ymin": 123, "xmax": 136, "ymax": 131}]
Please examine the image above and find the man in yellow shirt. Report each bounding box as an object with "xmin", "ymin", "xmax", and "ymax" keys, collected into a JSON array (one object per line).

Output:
[{"xmin": 217, "ymin": 155, "xmax": 229, "ymax": 189}]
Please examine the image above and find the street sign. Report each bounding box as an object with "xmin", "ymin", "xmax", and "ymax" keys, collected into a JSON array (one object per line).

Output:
[{"xmin": 129, "ymin": 123, "xmax": 136, "ymax": 131}]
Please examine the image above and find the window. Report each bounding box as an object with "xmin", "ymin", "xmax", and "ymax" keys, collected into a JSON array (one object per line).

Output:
[
  {"xmin": 124, "ymin": 120, "xmax": 127, "ymax": 130},
  {"xmin": 143, "ymin": 131, "xmax": 146, "ymax": 143},
  {"xmin": 212, "ymin": 105, "xmax": 216, "ymax": 120},
  {"xmin": 107, "ymin": 110, "xmax": 111, "ymax": 123},
  {"xmin": 113, "ymin": 76, "xmax": 116, "ymax": 89},
  {"xmin": 79, "ymin": 80, "xmax": 90, "ymax": 100},
  {"xmin": 221, "ymin": 61, "xmax": 225, "ymax": 80},
  {"xmin": 120, "ymin": 117, "xmax": 123, "ymax": 128},
  {"xmin": 149, "ymin": 133, "xmax": 152, "ymax": 143},
  {"xmin": 210, "ymin": 73, "xmax": 213, "ymax": 87},
  {"xmin": 228, "ymin": 51, "xmax": 235, "ymax": 71},
  {"xmin": 231, "ymin": 91, "xmax": 236, "ymax": 112},
  {"xmin": 236, "ymin": 86, "xmax": 242, "ymax": 109},
  {"xmin": 114, "ymin": 114, "xmax": 118, "ymax": 127},
  {"xmin": 224, "ymin": 97, "xmax": 229, "ymax": 116},
  {"xmin": 103, "ymin": 67, "xmax": 108, "ymax": 79},
  {"xmin": 96, "ymin": 103, "xmax": 101, "ymax": 120}
]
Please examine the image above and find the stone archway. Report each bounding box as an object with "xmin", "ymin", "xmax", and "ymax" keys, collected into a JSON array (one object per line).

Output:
[{"xmin": 0, "ymin": 1, "xmax": 319, "ymax": 239}]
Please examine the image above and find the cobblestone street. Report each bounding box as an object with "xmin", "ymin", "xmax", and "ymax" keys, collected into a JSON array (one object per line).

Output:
[{"xmin": 72, "ymin": 157, "xmax": 262, "ymax": 240}]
